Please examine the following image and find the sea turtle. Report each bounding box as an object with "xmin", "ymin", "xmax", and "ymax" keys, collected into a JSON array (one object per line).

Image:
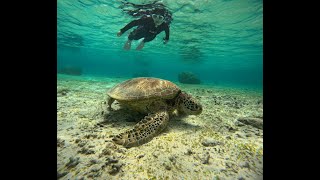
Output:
[{"xmin": 107, "ymin": 77, "xmax": 203, "ymax": 147}]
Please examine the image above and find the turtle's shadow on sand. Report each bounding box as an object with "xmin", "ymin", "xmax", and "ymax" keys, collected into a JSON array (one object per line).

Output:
[{"xmin": 98, "ymin": 108, "xmax": 201, "ymax": 131}]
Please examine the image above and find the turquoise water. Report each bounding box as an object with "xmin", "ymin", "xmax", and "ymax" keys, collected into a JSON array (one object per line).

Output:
[{"xmin": 58, "ymin": 0, "xmax": 262, "ymax": 89}]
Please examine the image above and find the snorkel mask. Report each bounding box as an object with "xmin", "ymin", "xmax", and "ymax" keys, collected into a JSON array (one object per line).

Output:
[{"xmin": 152, "ymin": 14, "xmax": 165, "ymax": 25}]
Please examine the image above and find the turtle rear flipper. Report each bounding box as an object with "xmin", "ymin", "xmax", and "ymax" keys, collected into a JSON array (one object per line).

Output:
[{"xmin": 112, "ymin": 111, "xmax": 169, "ymax": 147}]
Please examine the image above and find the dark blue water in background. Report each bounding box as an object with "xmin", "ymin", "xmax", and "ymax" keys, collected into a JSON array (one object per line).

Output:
[{"xmin": 58, "ymin": 0, "xmax": 263, "ymax": 89}]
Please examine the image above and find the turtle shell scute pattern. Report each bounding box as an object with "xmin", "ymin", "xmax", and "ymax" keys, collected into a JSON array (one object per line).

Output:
[{"xmin": 107, "ymin": 77, "xmax": 181, "ymax": 101}]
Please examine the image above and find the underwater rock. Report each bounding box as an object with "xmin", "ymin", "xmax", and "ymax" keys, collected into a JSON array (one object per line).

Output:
[
  {"xmin": 78, "ymin": 147, "xmax": 95, "ymax": 155},
  {"xmin": 228, "ymin": 126, "xmax": 237, "ymax": 133},
  {"xmin": 84, "ymin": 134, "xmax": 98, "ymax": 139},
  {"xmin": 117, "ymin": 148, "xmax": 127, "ymax": 154},
  {"xmin": 57, "ymin": 138, "xmax": 65, "ymax": 148},
  {"xmin": 99, "ymin": 148, "xmax": 111, "ymax": 157},
  {"xmin": 77, "ymin": 140, "xmax": 87, "ymax": 147},
  {"xmin": 178, "ymin": 72, "xmax": 201, "ymax": 84},
  {"xmin": 152, "ymin": 151, "xmax": 160, "ymax": 158},
  {"xmin": 239, "ymin": 161, "xmax": 250, "ymax": 168},
  {"xmin": 57, "ymin": 171, "xmax": 68, "ymax": 179},
  {"xmin": 169, "ymin": 155, "xmax": 177, "ymax": 164},
  {"xmin": 237, "ymin": 117, "xmax": 263, "ymax": 130},
  {"xmin": 108, "ymin": 163, "xmax": 123, "ymax": 175},
  {"xmin": 255, "ymin": 131, "xmax": 263, "ymax": 137},
  {"xmin": 58, "ymin": 66, "xmax": 82, "ymax": 76},
  {"xmin": 90, "ymin": 164, "xmax": 101, "ymax": 172},
  {"xmin": 136, "ymin": 154, "xmax": 145, "ymax": 159},
  {"xmin": 57, "ymin": 88, "xmax": 70, "ymax": 96},
  {"xmin": 202, "ymin": 138, "xmax": 223, "ymax": 147},
  {"xmin": 257, "ymin": 99, "xmax": 263, "ymax": 105},
  {"xmin": 184, "ymin": 149, "xmax": 194, "ymax": 155},
  {"xmin": 106, "ymin": 156, "xmax": 119, "ymax": 164},
  {"xmin": 89, "ymin": 159, "xmax": 100, "ymax": 165},
  {"xmin": 235, "ymin": 132, "xmax": 245, "ymax": 138},
  {"xmin": 234, "ymin": 121, "xmax": 245, "ymax": 127},
  {"xmin": 201, "ymin": 152, "xmax": 210, "ymax": 164},
  {"xmin": 163, "ymin": 162, "xmax": 172, "ymax": 170},
  {"xmin": 65, "ymin": 157, "xmax": 80, "ymax": 169}
]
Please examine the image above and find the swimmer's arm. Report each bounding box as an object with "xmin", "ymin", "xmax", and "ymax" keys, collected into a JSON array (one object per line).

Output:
[
  {"xmin": 120, "ymin": 18, "xmax": 146, "ymax": 33},
  {"xmin": 163, "ymin": 25, "xmax": 170, "ymax": 41}
]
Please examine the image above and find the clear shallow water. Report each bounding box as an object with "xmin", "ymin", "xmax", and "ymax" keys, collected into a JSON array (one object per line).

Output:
[
  {"xmin": 57, "ymin": 2, "xmax": 263, "ymax": 178},
  {"xmin": 58, "ymin": 0, "xmax": 263, "ymax": 89}
]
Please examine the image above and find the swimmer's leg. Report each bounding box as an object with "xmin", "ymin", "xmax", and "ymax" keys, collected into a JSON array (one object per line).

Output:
[
  {"xmin": 125, "ymin": 28, "xmax": 142, "ymax": 50},
  {"xmin": 136, "ymin": 35, "xmax": 156, "ymax": 50},
  {"xmin": 136, "ymin": 40, "xmax": 145, "ymax": 50},
  {"xmin": 124, "ymin": 40, "xmax": 132, "ymax": 50}
]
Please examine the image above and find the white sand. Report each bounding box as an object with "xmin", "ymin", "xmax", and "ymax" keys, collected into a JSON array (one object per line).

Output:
[{"xmin": 57, "ymin": 74, "xmax": 263, "ymax": 180}]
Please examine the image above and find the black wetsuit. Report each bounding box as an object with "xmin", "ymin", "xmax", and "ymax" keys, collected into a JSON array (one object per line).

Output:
[{"xmin": 120, "ymin": 16, "xmax": 169, "ymax": 42}]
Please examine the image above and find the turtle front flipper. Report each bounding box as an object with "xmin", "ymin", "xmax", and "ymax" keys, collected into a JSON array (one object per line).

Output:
[
  {"xmin": 112, "ymin": 110, "xmax": 169, "ymax": 147},
  {"xmin": 107, "ymin": 96, "xmax": 115, "ymax": 111}
]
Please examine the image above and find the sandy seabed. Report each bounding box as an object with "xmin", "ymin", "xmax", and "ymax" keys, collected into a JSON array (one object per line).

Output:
[{"xmin": 57, "ymin": 74, "xmax": 263, "ymax": 180}]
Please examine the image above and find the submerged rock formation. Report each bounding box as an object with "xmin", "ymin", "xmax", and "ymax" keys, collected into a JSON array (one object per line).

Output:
[
  {"xmin": 178, "ymin": 72, "xmax": 201, "ymax": 84},
  {"xmin": 237, "ymin": 117, "xmax": 263, "ymax": 129}
]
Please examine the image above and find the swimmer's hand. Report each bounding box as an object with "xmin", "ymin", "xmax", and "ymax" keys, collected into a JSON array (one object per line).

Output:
[
  {"xmin": 163, "ymin": 38, "xmax": 168, "ymax": 44},
  {"xmin": 117, "ymin": 31, "xmax": 122, "ymax": 37}
]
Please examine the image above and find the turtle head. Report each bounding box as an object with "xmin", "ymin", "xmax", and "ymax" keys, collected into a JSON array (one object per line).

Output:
[{"xmin": 177, "ymin": 91, "xmax": 202, "ymax": 115}]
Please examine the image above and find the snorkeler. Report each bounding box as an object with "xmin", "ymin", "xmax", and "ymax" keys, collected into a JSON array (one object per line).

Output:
[{"xmin": 117, "ymin": 13, "xmax": 170, "ymax": 50}]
